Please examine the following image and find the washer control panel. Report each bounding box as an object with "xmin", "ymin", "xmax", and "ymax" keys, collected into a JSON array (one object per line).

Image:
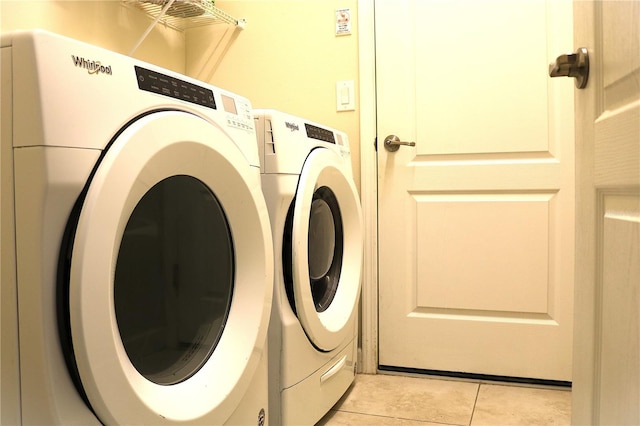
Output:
[
  {"xmin": 135, "ymin": 66, "xmax": 216, "ymax": 109},
  {"xmin": 222, "ymin": 94, "xmax": 254, "ymax": 132}
]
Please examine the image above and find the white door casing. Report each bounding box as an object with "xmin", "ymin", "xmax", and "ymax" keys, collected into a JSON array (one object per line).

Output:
[
  {"xmin": 371, "ymin": 0, "xmax": 575, "ymax": 380},
  {"xmin": 357, "ymin": 0, "xmax": 379, "ymax": 374},
  {"xmin": 572, "ymin": 1, "xmax": 640, "ymax": 424}
]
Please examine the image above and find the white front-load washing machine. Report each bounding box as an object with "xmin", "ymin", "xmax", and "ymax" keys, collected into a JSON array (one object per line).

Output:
[
  {"xmin": 0, "ymin": 30, "xmax": 272, "ymax": 425},
  {"xmin": 254, "ymin": 110, "xmax": 363, "ymax": 425}
]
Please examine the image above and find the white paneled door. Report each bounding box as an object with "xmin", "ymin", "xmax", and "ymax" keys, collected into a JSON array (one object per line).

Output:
[
  {"xmin": 376, "ymin": 0, "xmax": 575, "ymax": 381},
  {"xmin": 572, "ymin": 1, "xmax": 640, "ymax": 424}
]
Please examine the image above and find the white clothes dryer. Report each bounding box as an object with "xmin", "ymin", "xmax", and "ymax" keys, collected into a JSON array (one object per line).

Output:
[
  {"xmin": 254, "ymin": 110, "xmax": 363, "ymax": 425},
  {"xmin": 1, "ymin": 30, "xmax": 272, "ymax": 425}
]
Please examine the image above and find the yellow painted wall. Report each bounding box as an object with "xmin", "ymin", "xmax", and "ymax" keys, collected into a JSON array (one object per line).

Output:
[
  {"xmin": 1, "ymin": 0, "xmax": 361, "ymax": 188},
  {"xmin": 186, "ymin": 0, "xmax": 361, "ymax": 189},
  {"xmin": 0, "ymin": 0, "xmax": 184, "ymax": 72}
]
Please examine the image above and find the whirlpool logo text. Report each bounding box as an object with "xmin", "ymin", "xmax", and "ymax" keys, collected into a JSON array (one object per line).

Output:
[
  {"xmin": 71, "ymin": 55, "xmax": 112, "ymax": 76},
  {"xmin": 285, "ymin": 121, "xmax": 299, "ymax": 132}
]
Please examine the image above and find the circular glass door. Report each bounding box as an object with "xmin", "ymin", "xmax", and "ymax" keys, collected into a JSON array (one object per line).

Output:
[
  {"xmin": 307, "ymin": 186, "xmax": 343, "ymax": 312},
  {"xmin": 65, "ymin": 111, "xmax": 273, "ymax": 424},
  {"xmin": 289, "ymin": 148, "xmax": 363, "ymax": 351}
]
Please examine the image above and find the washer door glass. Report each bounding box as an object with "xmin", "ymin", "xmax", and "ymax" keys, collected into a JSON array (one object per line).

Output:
[{"xmin": 115, "ymin": 175, "xmax": 233, "ymax": 385}]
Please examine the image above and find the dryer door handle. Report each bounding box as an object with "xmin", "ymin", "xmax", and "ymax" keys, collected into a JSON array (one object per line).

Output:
[{"xmin": 320, "ymin": 355, "xmax": 348, "ymax": 384}]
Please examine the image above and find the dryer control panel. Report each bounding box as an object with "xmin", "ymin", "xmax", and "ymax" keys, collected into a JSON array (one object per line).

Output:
[{"xmin": 305, "ymin": 124, "xmax": 335, "ymax": 144}]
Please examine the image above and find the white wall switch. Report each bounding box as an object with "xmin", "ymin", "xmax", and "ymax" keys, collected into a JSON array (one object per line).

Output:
[{"xmin": 336, "ymin": 80, "xmax": 355, "ymax": 111}]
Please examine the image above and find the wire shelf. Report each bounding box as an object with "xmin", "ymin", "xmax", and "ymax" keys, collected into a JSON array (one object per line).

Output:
[{"xmin": 123, "ymin": 0, "xmax": 246, "ymax": 31}]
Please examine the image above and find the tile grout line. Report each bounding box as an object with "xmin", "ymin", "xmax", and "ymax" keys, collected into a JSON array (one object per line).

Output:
[
  {"xmin": 468, "ymin": 383, "xmax": 482, "ymax": 426},
  {"xmin": 329, "ymin": 408, "xmax": 469, "ymax": 426}
]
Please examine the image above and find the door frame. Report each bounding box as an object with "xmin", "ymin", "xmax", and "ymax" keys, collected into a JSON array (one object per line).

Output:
[{"xmin": 357, "ymin": 0, "xmax": 378, "ymax": 374}]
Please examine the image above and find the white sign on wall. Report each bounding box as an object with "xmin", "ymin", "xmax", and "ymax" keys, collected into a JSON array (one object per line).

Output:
[{"xmin": 336, "ymin": 8, "xmax": 351, "ymax": 36}]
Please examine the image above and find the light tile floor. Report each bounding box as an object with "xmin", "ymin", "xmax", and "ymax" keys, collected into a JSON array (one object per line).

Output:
[{"xmin": 317, "ymin": 374, "xmax": 571, "ymax": 426}]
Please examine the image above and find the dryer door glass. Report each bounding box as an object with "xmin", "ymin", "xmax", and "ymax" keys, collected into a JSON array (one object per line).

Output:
[
  {"xmin": 308, "ymin": 186, "xmax": 343, "ymax": 312},
  {"xmin": 288, "ymin": 147, "xmax": 363, "ymax": 351},
  {"xmin": 114, "ymin": 175, "xmax": 234, "ymax": 385}
]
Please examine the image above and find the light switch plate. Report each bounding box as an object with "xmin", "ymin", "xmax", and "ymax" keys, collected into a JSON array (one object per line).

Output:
[{"xmin": 336, "ymin": 80, "xmax": 355, "ymax": 111}]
